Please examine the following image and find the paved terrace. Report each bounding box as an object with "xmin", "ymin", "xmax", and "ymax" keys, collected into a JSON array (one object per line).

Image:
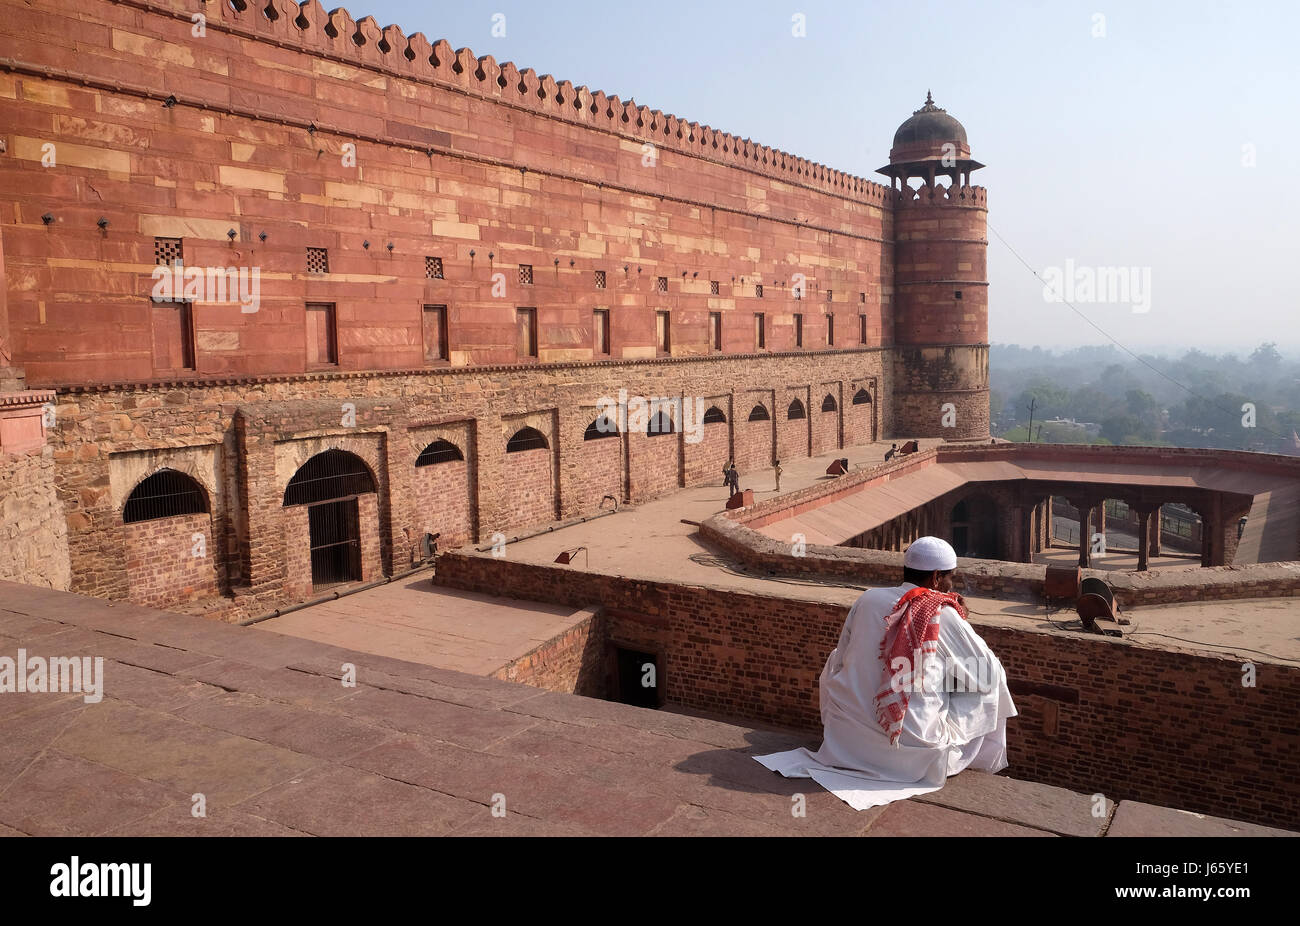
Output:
[
  {"xmin": 482, "ymin": 440, "xmax": 1300, "ymax": 668},
  {"xmin": 1, "ymin": 581, "xmax": 1291, "ymax": 837}
]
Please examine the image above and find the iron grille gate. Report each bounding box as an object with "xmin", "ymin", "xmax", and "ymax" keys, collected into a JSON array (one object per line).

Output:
[{"xmin": 308, "ymin": 498, "xmax": 361, "ymax": 587}]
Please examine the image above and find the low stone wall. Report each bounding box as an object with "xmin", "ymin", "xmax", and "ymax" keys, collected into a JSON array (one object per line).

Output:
[
  {"xmin": 434, "ymin": 550, "xmax": 1300, "ymax": 829},
  {"xmin": 705, "ymin": 442, "xmax": 1300, "ymax": 607},
  {"xmin": 490, "ymin": 607, "xmax": 607, "ymax": 697}
]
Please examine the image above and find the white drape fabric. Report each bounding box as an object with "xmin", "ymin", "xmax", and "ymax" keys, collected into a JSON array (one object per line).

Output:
[{"xmin": 755, "ymin": 582, "xmax": 1018, "ymax": 811}]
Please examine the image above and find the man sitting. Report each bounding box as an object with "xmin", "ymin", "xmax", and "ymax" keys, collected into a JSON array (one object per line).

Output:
[{"xmin": 756, "ymin": 536, "xmax": 1017, "ymax": 811}]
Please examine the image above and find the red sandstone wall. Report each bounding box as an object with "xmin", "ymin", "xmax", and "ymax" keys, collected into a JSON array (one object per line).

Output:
[
  {"xmin": 123, "ymin": 511, "xmax": 218, "ymax": 607},
  {"xmin": 0, "ymin": 0, "xmax": 891, "ymax": 387}
]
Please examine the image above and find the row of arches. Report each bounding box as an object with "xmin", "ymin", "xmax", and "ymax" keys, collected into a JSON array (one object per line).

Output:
[{"xmin": 121, "ymin": 387, "xmax": 880, "ymax": 525}]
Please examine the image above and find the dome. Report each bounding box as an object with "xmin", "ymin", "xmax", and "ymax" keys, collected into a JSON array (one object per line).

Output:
[
  {"xmin": 892, "ymin": 92, "xmax": 968, "ymax": 150},
  {"xmin": 877, "ymin": 91, "xmax": 983, "ymax": 181}
]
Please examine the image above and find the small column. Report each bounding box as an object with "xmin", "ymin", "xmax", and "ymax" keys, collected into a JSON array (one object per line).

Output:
[
  {"xmin": 1135, "ymin": 508, "xmax": 1151, "ymax": 572},
  {"xmin": 1149, "ymin": 504, "xmax": 1162, "ymax": 558},
  {"xmin": 1077, "ymin": 504, "xmax": 1091, "ymax": 567},
  {"xmin": 1018, "ymin": 506, "xmax": 1034, "ymax": 563}
]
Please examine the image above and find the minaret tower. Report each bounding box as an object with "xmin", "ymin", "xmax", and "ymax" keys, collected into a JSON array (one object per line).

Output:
[{"xmin": 877, "ymin": 92, "xmax": 990, "ymax": 440}]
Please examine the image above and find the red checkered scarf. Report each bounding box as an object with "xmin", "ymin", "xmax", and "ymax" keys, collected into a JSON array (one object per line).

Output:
[{"xmin": 873, "ymin": 586, "xmax": 968, "ymax": 746}]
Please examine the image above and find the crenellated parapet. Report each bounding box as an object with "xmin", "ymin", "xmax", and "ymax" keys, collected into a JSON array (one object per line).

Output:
[
  {"xmin": 893, "ymin": 184, "xmax": 987, "ymax": 209},
  {"xmin": 123, "ymin": 0, "xmax": 891, "ymax": 206}
]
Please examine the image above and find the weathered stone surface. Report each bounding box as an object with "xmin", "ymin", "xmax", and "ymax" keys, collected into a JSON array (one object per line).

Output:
[{"xmin": 1107, "ymin": 801, "xmax": 1300, "ymax": 838}]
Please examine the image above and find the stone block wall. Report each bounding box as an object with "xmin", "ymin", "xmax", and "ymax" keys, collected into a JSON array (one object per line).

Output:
[
  {"xmin": 682, "ymin": 416, "xmax": 730, "ymax": 488},
  {"xmin": 0, "ymin": 448, "xmax": 71, "ymax": 590},
  {"xmin": 489, "ymin": 607, "xmax": 607, "ymax": 698},
  {"xmin": 123, "ymin": 510, "xmax": 218, "ymax": 607},
  {"xmin": 410, "ymin": 458, "xmax": 473, "ymax": 555},
  {"xmin": 502, "ymin": 445, "xmax": 556, "ymax": 535}
]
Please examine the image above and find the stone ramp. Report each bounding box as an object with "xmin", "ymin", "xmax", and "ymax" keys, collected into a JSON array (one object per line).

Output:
[
  {"xmin": 0, "ymin": 581, "xmax": 1292, "ymax": 837},
  {"xmin": 1236, "ymin": 484, "xmax": 1300, "ymax": 564}
]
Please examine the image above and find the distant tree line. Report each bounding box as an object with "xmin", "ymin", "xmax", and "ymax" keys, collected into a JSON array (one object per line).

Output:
[{"xmin": 989, "ymin": 343, "xmax": 1300, "ymax": 452}]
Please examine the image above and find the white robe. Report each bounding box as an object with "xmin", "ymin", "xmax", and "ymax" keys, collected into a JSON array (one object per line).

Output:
[{"xmin": 756, "ymin": 582, "xmax": 1018, "ymax": 811}]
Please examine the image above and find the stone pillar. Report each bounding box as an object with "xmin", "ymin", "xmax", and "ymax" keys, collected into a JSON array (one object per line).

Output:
[
  {"xmin": 0, "ymin": 220, "xmax": 23, "ymax": 392},
  {"xmin": 1017, "ymin": 505, "xmax": 1033, "ymax": 563},
  {"xmin": 1077, "ymin": 505, "xmax": 1091, "ymax": 567},
  {"xmin": 1134, "ymin": 506, "xmax": 1152, "ymax": 572},
  {"xmin": 1218, "ymin": 500, "xmax": 1253, "ymax": 566},
  {"xmin": 1149, "ymin": 504, "xmax": 1162, "ymax": 557}
]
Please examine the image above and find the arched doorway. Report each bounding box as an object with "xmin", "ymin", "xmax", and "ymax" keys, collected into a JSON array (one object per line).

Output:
[{"xmin": 284, "ymin": 449, "xmax": 376, "ymax": 588}]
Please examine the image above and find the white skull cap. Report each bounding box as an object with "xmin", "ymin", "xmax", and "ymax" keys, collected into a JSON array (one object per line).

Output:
[{"xmin": 903, "ymin": 536, "xmax": 958, "ymax": 571}]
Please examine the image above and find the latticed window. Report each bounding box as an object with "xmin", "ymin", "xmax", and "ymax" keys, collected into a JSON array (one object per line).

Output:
[
  {"xmin": 506, "ymin": 427, "xmax": 549, "ymax": 452},
  {"xmin": 426, "ymin": 256, "xmax": 444, "ymax": 279},
  {"xmin": 283, "ymin": 450, "xmax": 375, "ymax": 506},
  {"xmin": 415, "ymin": 439, "xmax": 464, "ymax": 466},
  {"xmin": 755, "ymin": 284, "xmax": 763, "ymax": 298},
  {"xmin": 123, "ymin": 469, "xmax": 206, "ymax": 523},
  {"xmin": 519, "ymin": 264, "xmax": 533, "ymax": 285},
  {"xmin": 154, "ymin": 237, "xmax": 182, "ymax": 266},
  {"xmin": 710, "ymin": 280, "xmax": 719, "ymax": 295},
  {"xmin": 307, "ymin": 247, "xmax": 329, "ymax": 273},
  {"xmin": 594, "ymin": 270, "xmax": 606, "ymax": 289},
  {"xmin": 826, "ymin": 290, "xmax": 833, "ymax": 303},
  {"xmin": 657, "ymin": 276, "xmax": 667, "ymax": 293}
]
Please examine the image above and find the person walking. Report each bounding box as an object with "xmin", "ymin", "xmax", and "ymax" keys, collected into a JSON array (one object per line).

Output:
[{"xmin": 773, "ymin": 460, "xmax": 783, "ymax": 493}]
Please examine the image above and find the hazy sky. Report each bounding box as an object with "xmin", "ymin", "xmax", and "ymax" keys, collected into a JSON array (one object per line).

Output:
[{"xmin": 352, "ymin": 0, "xmax": 1298, "ymax": 353}]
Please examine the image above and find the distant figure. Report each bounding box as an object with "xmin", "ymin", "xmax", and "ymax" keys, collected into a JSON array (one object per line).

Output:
[
  {"xmin": 722, "ymin": 459, "xmax": 735, "ymax": 487},
  {"xmin": 884, "ymin": 443, "xmax": 898, "ymax": 462},
  {"xmin": 773, "ymin": 460, "xmax": 783, "ymax": 492},
  {"xmin": 726, "ymin": 464, "xmax": 740, "ymax": 498}
]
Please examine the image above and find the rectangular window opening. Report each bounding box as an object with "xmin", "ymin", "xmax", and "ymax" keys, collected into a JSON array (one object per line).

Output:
[
  {"xmin": 305, "ymin": 302, "xmax": 338, "ymax": 366},
  {"xmin": 517, "ymin": 307, "xmax": 538, "ymax": 358},
  {"xmin": 423, "ymin": 304, "xmax": 448, "ymax": 362},
  {"xmin": 594, "ymin": 308, "xmax": 610, "ymax": 355}
]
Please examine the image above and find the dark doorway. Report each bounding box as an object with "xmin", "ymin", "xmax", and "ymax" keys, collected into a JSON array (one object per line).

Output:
[
  {"xmin": 308, "ymin": 498, "xmax": 361, "ymax": 587},
  {"xmin": 950, "ymin": 494, "xmax": 999, "ymax": 558},
  {"xmin": 615, "ymin": 647, "xmax": 660, "ymax": 709}
]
